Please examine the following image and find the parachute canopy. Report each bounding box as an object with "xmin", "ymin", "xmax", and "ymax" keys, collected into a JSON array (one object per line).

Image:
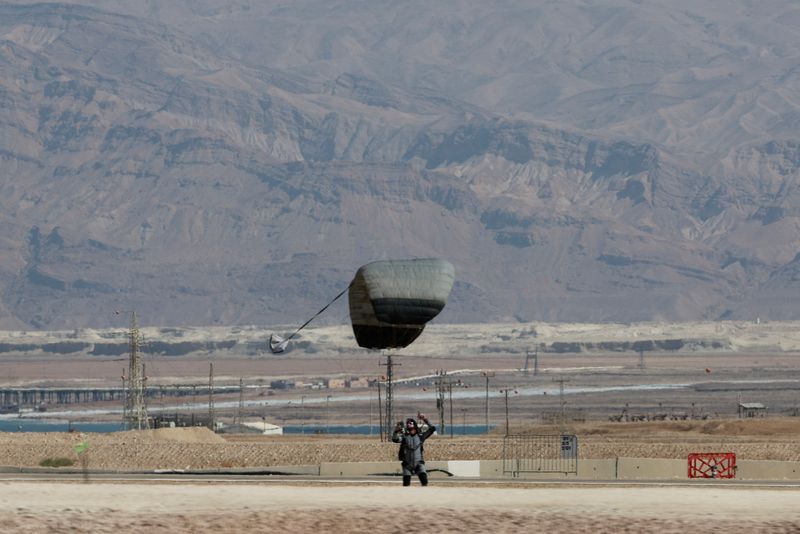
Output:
[
  {"xmin": 348, "ymin": 258, "xmax": 455, "ymax": 349},
  {"xmin": 267, "ymin": 258, "xmax": 455, "ymax": 354}
]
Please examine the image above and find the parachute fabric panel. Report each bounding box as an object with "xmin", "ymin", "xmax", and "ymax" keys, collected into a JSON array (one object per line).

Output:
[
  {"xmin": 348, "ymin": 258, "xmax": 455, "ymax": 349},
  {"xmin": 269, "ymin": 334, "xmax": 288, "ymax": 354},
  {"xmin": 351, "ymin": 324, "xmax": 425, "ymax": 349}
]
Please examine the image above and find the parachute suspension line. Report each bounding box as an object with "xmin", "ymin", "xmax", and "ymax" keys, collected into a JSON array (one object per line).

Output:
[{"xmin": 270, "ymin": 283, "xmax": 352, "ymax": 353}]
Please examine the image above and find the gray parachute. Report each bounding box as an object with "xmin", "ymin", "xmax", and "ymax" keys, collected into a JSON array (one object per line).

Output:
[
  {"xmin": 269, "ymin": 258, "xmax": 454, "ymax": 353},
  {"xmin": 348, "ymin": 258, "xmax": 455, "ymax": 349}
]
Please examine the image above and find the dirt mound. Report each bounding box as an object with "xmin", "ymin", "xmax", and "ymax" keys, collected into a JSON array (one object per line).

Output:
[{"xmin": 695, "ymin": 419, "xmax": 800, "ymax": 436}]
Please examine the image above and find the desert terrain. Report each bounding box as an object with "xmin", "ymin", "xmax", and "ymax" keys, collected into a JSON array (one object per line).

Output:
[
  {"xmin": 1, "ymin": 321, "xmax": 800, "ymax": 532},
  {"xmin": 1, "ymin": 421, "xmax": 800, "ymax": 532},
  {"xmin": 2, "ymin": 419, "xmax": 800, "ymax": 471}
]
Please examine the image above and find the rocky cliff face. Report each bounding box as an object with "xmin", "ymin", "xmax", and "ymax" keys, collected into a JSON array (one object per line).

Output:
[{"xmin": 0, "ymin": 1, "xmax": 799, "ymax": 329}]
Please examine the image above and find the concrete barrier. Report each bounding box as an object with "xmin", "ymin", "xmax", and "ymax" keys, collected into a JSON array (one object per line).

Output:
[
  {"xmin": 616, "ymin": 457, "xmax": 686, "ymax": 479},
  {"xmin": 320, "ymin": 461, "xmax": 399, "ymax": 477},
  {"xmin": 447, "ymin": 460, "xmax": 481, "ymax": 477},
  {"xmin": 298, "ymin": 458, "xmax": 800, "ymax": 481},
  {"xmin": 486, "ymin": 459, "xmax": 615, "ymax": 480},
  {"xmin": 319, "ymin": 460, "xmax": 453, "ymax": 477},
  {"xmin": 480, "ymin": 459, "xmax": 504, "ymax": 478},
  {"xmin": 737, "ymin": 460, "xmax": 800, "ymax": 480},
  {"xmin": 578, "ymin": 459, "xmax": 617, "ymax": 479}
]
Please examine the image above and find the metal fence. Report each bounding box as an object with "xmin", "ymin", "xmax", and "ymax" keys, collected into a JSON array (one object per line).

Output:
[{"xmin": 503, "ymin": 434, "xmax": 578, "ymax": 476}]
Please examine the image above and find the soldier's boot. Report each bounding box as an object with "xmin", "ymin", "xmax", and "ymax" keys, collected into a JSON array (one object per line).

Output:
[
  {"xmin": 402, "ymin": 475, "xmax": 411, "ymax": 486},
  {"xmin": 418, "ymin": 472, "xmax": 428, "ymax": 486}
]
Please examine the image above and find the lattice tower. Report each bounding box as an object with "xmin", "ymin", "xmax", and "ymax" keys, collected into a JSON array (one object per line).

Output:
[{"xmin": 123, "ymin": 312, "xmax": 148, "ymax": 430}]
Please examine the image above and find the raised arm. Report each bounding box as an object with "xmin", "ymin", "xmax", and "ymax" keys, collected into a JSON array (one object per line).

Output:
[
  {"xmin": 418, "ymin": 413, "xmax": 436, "ymax": 441},
  {"xmin": 391, "ymin": 421, "xmax": 404, "ymax": 443}
]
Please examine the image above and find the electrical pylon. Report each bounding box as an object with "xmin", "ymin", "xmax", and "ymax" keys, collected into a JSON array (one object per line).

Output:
[{"xmin": 119, "ymin": 310, "xmax": 148, "ymax": 430}]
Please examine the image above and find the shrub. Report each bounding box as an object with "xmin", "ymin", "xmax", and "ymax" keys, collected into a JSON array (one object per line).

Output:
[{"xmin": 39, "ymin": 457, "xmax": 74, "ymax": 468}]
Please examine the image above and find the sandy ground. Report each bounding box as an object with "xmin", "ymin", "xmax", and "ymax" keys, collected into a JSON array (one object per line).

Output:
[
  {"xmin": 0, "ymin": 482, "xmax": 798, "ymax": 533},
  {"xmin": 1, "ymin": 419, "xmax": 800, "ymax": 470},
  {"xmin": 0, "ymin": 423, "xmax": 796, "ymax": 532}
]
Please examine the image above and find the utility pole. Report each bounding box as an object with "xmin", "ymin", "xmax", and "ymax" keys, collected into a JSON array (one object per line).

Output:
[
  {"xmin": 325, "ymin": 395, "xmax": 331, "ymax": 434},
  {"xmin": 301, "ymin": 395, "xmax": 306, "ymax": 435},
  {"xmin": 502, "ymin": 389, "xmax": 511, "ymax": 435},
  {"xmin": 482, "ymin": 371, "xmax": 495, "ymax": 432},
  {"xmin": 500, "ymin": 388, "xmax": 518, "ymax": 435},
  {"xmin": 553, "ymin": 377, "xmax": 570, "ymax": 432},
  {"xmin": 449, "ymin": 381, "xmax": 454, "ymax": 439},
  {"xmin": 377, "ymin": 383, "xmax": 383, "ymax": 441},
  {"xmin": 435, "ymin": 371, "xmax": 463, "ymax": 438},
  {"xmin": 121, "ymin": 368, "xmax": 127, "ymax": 425},
  {"xmin": 436, "ymin": 369, "xmax": 447, "ymax": 434},
  {"xmin": 208, "ymin": 363, "xmax": 215, "ymax": 431},
  {"xmin": 237, "ymin": 377, "xmax": 244, "ymax": 425},
  {"xmin": 379, "ymin": 352, "xmax": 399, "ymax": 439}
]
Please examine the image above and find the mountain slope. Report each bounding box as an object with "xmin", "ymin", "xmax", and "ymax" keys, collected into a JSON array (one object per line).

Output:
[{"xmin": 0, "ymin": 1, "xmax": 799, "ymax": 329}]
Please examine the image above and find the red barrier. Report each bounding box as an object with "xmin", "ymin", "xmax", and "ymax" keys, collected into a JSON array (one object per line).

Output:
[{"xmin": 688, "ymin": 452, "xmax": 736, "ymax": 479}]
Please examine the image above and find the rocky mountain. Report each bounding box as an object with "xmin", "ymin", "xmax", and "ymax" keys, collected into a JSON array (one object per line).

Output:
[{"xmin": 0, "ymin": 1, "xmax": 799, "ymax": 329}]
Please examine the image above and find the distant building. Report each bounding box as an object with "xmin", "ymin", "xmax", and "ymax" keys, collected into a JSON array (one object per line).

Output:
[
  {"xmin": 349, "ymin": 378, "xmax": 370, "ymax": 389},
  {"xmin": 304, "ymin": 379, "xmax": 327, "ymax": 390},
  {"xmin": 328, "ymin": 378, "xmax": 347, "ymax": 389},
  {"xmin": 240, "ymin": 420, "xmax": 283, "ymax": 435},
  {"xmin": 738, "ymin": 402, "xmax": 767, "ymax": 418}
]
